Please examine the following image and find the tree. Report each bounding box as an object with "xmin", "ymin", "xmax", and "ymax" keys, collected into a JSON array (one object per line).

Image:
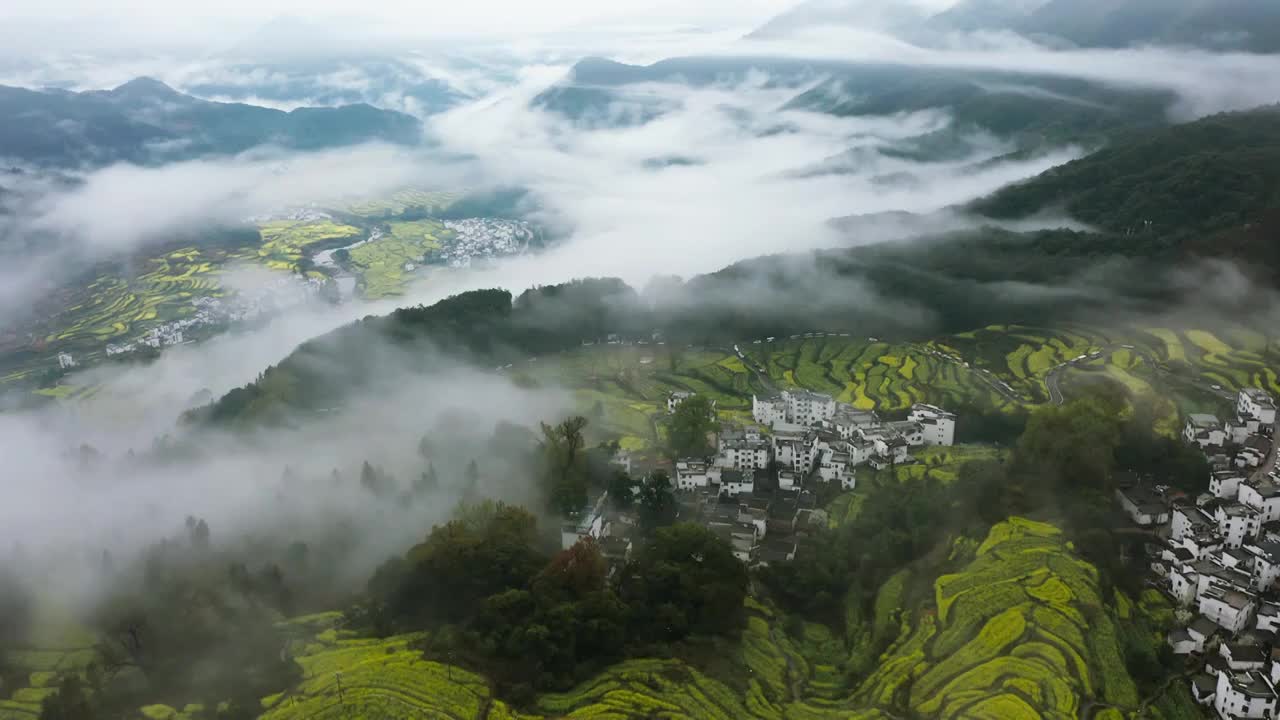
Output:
[
  {"xmin": 636, "ymin": 471, "xmax": 677, "ymax": 533},
  {"xmin": 1013, "ymin": 397, "xmax": 1123, "ymax": 497},
  {"xmin": 621, "ymin": 523, "xmax": 747, "ymax": 641},
  {"xmin": 667, "ymin": 395, "xmax": 717, "ymax": 458},
  {"xmin": 378, "ymin": 503, "xmax": 545, "ymax": 626},
  {"xmin": 539, "ymin": 417, "xmax": 590, "ymax": 514},
  {"xmin": 39, "ymin": 675, "xmax": 95, "ymax": 720},
  {"xmin": 607, "ymin": 470, "xmax": 638, "ymax": 510}
]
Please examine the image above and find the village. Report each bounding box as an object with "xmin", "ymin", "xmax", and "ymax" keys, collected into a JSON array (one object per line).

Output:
[
  {"xmin": 560, "ymin": 387, "xmax": 957, "ymax": 577},
  {"xmin": 92, "ymin": 274, "xmax": 334, "ymax": 362},
  {"xmin": 438, "ymin": 218, "xmax": 533, "ymax": 268},
  {"xmin": 1105, "ymin": 387, "xmax": 1280, "ymax": 718}
]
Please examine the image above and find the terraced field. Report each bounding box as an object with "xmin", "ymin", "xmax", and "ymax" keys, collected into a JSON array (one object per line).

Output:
[
  {"xmin": 346, "ymin": 220, "xmax": 451, "ymax": 298},
  {"xmin": 4, "ymin": 219, "xmax": 366, "ymax": 386},
  {"xmin": 851, "ymin": 518, "xmax": 1148, "ymax": 720},
  {"xmin": 881, "ymin": 445, "xmax": 1008, "ymax": 485},
  {"xmin": 250, "ymin": 220, "xmax": 362, "ymax": 272},
  {"xmin": 43, "ymin": 246, "xmax": 229, "ymax": 352},
  {"xmin": 10, "ymin": 522, "xmax": 1174, "ymax": 720},
  {"xmin": 744, "ymin": 337, "xmax": 1012, "ymax": 414},
  {"xmin": 0, "ymin": 608, "xmax": 98, "ymax": 720}
]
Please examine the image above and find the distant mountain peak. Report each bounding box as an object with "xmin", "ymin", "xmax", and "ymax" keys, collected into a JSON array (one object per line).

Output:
[{"xmin": 109, "ymin": 76, "xmax": 185, "ymax": 100}]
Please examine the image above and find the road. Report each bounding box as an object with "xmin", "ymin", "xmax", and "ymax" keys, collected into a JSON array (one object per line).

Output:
[
  {"xmin": 733, "ymin": 343, "xmax": 778, "ymax": 395},
  {"xmin": 1042, "ymin": 343, "xmax": 1220, "ymax": 406}
]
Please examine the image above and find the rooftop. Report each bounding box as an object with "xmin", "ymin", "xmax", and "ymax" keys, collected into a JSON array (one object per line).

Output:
[
  {"xmin": 1226, "ymin": 671, "xmax": 1278, "ymax": 699},
  {"xmin": 1190, "ymin": 616, "xmax": 1219, "ymax": 638},
  {"xmin": 1224, "ymin": 642, "xmax": 1268, "ymax": 664},
  {"xmin": 1188, "ymin": 413, "xmax": 1222, "ymax": 429},
  {"xmin": 1243, "ymin": 388, "xmax": 1276, "ymax": 408}
]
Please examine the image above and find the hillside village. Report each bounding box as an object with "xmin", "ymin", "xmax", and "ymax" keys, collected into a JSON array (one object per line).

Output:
[
  {"xmin": 1108, "ymin": 387, "xmax": 1280, "ymax": 718},
  {"xmin": 563, "ymin": 387, "xmax": 956, "ymax": 574}
]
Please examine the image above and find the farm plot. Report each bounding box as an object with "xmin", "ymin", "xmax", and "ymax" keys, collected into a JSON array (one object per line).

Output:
[
  {"xmin": 760, "ymin": 338, "xmax": 1009, "ymax": 414},
  {"xmin": 346, "ymin": 220, "xmax": 451, "ymax": 298},
  {"xmin": 251, "ymin": 220, "xmax": 362, "ymax": 272},
  {"xmin": 851, "ymin": 518, "xmax": 1143, "ymax": 720},
  {"xmin": 883, "ymin": 445, "xmax": 1008, "ymax": 485},
  {"xmin": 43, "ymin": 246, "xmax": 230, "ymax": 352}
]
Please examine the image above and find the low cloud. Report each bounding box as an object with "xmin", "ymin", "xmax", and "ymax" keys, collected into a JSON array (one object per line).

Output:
[{"xmin": 734, "ymin": 28, "xmax": 1280, "ymax": 119}]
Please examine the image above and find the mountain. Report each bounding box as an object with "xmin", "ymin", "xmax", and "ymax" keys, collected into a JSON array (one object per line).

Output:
[
  {"xmin": 1006, "ymin": 0, "xmax": 1280, "ymax": 52},
  {"xmin": 751, "ymin": 0, "xmax": 1280, "ymax": 52},
  {"xmin": 536, "ymin": 56, "xmax": 1176, "ymax": 150},
  {"xmin": 973, "ymin": 105, "xmax": 1280, "ymax": 259},
  {"xmin": 182, "ymin": 59, "xmax": 470, "ymax": 116},
  {"xmin": 0, "ymin": 77, "xmax": 423, "ymax": 167}
]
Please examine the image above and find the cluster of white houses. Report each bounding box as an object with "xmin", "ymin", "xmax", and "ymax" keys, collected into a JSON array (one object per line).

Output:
[
  {"xmin": 1115, "ymin": 388, "xmax": 1280, "ymax": 718},
  {"xmin": 669, "ymin": 391, "xmax": 956, "ymax": 496},
  {"xmin": 562, "ymin": 388, "xmax": 958, "ymax": 570}
]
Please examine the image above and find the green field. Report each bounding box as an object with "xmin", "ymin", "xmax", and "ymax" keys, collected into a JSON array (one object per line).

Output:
[
  {"xmin": 346, "ymin": 220, "xmax": 452, "ymax": 298},
  {"xmin": 851, "ymin": 518, "xmax": 1158, "ymax": 719},
  {"xmin": 251, "ymin": 220, "xmax": 362, "ymax": 272}
]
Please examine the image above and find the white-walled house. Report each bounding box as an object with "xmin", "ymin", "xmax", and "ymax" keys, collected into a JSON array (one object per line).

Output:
[
  {"xmin": 773, "ymin": 429, "xmax": 820, "ymax": 474},
  {"xmin": 1239, "ymin": 388, "xmax": 1277, "ymax": 426},
  {"xmin": 1240, "ymin": 479, "xmax": 1280, "ymax": 523},
  {"xmin": 1245, "ymin": 542, "xmax": 1280, "ymax": 592},
  {"xmin": 1215, "ymin": 670, "xmax": 1279, "ymax": 720},
  {"xmin": 825, "ymin": 409, "xmax": 880, "ymax": 440},
  {"xmin": 1173, "ymin": 504, "xmax": 1218, "ymax": 541},
  {"xmin": 778, "ymin": 469, "xmax": 798, "ymax": 491},
  {"xmin": 667, "ymin": 391, "xmax": 694, "ymax": 414},
  {"xmin": 1185, "ymin": 414, "xmax": 1227, "ymax": 449},
  {"xmin": 1256, "ymin": 602, "xmax": 1280, "ymax": 633},
  {"xmin": 1211, "ymin": 472, "xmax": 1246, "ymax": 500},
  {"xmin": 561, "ymin": 493, "xmax": 611, "ymax": 550},
  {"xmin": 719, "ymin": 469, "xmax": 757, "ymax": 496},
  {"xmin": 1199, "ymin": 581, "xmax": 1259, "ymax": 634},
  {"xmin": 1217, "ymin": 502, "xmax": 1263, "ymax": 548},
  {"xmin": 907, "ymin": 404, "xmax": 957, "ymax": 446},
  {"xmin": 752, "ymin": 394, "xmax": 787, "ymax": 427},
  {"xmin": 1173, "ymin": 531, "xmax": 1224, "ymax": 563},
  {"xmin": 785, "ymin": 390, "xmax": 837, "ymax": 426},
  {"xmin": 675, "ymin": 460, "xmax": 721, "ymax": 491},
  {"xmin": 1115, "ymin": 486, "xmax": 1170, "ymax": 527},
  {"xmin": 715, "ymin": 437, "xmax": 770, "ymax": 472},
  {"xmin": 1221, "ymin": 642, "xmax": 1269, "ymax": 671},
  {"xmin": 1169, "ymin": 616, "xmax": 1220, "ymax": 655}
]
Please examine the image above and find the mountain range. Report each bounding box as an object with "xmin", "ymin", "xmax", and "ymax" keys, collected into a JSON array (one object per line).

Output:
[
  {"xmin": 534, "ymin": 56, "xmax": 1177, "ymax": 152},
  {"xmin": 753, "ymin": 0, "xmax": 1280, "ymax": 52},
  {"xmin": 0, "ymin": 77, "xmax": 422, "ymax": 168}
]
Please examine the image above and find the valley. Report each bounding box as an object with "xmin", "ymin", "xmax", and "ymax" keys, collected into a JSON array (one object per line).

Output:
[
  {"xmin": 6, "ymin": 4, "xmax": 1280, "ymax": 720},
  {"xmin": 0, "ymin": 190, "xmax": 538, "ymax": 396}
]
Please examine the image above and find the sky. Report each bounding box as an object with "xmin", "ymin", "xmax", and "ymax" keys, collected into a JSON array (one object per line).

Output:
[{"xmin": 0, "ymin": 0, "xmax": 970, "ymax": 57}]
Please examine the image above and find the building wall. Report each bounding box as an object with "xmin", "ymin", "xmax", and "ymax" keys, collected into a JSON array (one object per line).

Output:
[
  {"xmin": 1214, "ymin": 672, "xmax": 1277, "ymax": 719},
  {"xmin": 1200, "ymin": 595, "xmax": 1254, "ymax": 634}
]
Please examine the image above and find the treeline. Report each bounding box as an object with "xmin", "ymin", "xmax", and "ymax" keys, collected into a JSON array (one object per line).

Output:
[{"xmin": 347, "ymin": 500, "xmax": 746, "ymax": 704}]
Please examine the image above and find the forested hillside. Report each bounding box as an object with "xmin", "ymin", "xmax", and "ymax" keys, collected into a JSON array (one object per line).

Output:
[
  {"xmin": 0, "ymin": 78, "xmax": 422, "ymax": 167},
  {"xmin": 974, "ymin": 106, "xmax": 1280, "ymax": 242}
]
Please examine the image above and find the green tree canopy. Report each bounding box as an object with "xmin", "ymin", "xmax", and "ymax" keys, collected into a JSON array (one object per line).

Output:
[{"xmin": 667, "ymin": 396, "xmax": 717, "ymax": 458}]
